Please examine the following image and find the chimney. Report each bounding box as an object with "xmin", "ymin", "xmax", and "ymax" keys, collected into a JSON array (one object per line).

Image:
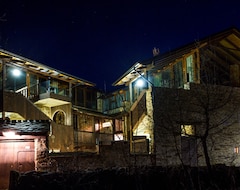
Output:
[{"xmin": 152, "ymin": 47, "xmax": 160, "ymax": 57}]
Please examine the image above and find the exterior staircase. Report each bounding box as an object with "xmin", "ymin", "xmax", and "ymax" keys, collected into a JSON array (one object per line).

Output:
[{"xmin": 3, "ymin": 91, "xmax": 50, "ymax": 120}]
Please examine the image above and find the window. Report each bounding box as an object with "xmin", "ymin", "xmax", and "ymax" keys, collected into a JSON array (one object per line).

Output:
[
  {"xmin": 114, "ymin": 119, "xmax": 123, "ymax": 141},
  {"xmin": 76, "ymin": 88, "xmax": 84, "ymax": 107},
  {"xmin": 53, "ymin": 111, "xmax": 65, "ymax": 125},
  {"xmin": 72, "ymin": 87, "xmax": 97, "ymax": 109},
  {"xmin": 5, "ymin": 65, "xmax": 26, "ymax": 91},
  {"xmin": 109, "ymin": 95, "xmax": 116, "ymax": 110},
  {"xmin": 86, "ymin": 90, "xmax": 97, "ymax": 109},
  {"xmin": 114, "ymin": 134, "xmax": 123, "ymax": 141},
  {"xmin": 234, "ymin": 147, "xmax": 239, "ymax": 154},
  {"xmin": 161, "ymin": 69, "xmax": 171, "ymax": 87},
  {"xmin": 186, "ymin": 55, "xmax": 194, "ymax": 83},
  {"xmin": 132, "ymin": 79, "xmax": 143, "ymax": 101},
  {"xmin": 173, "ymin": 61, "xmax": 183, "ymax": 88},
  {"xmin": 181, "ymin": 125, "xmax": 195, "ymax": 136},
  {"xmin": 181, "ymin": 124, "xmax": 197, "ymax": 166}
]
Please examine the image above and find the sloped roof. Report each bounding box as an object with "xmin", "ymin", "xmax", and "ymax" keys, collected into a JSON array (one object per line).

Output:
[
  {"xmin": 113, "ymin": 27, "xmax": 240, "ymax": 86},
  {"xmin": 152, "ymin": 27, "xmax": 240, "ymax": 71},
  {"xmin": 0, "ymin": 49, "xmax": 95, "ymax": 87},
  {"xmin": 112, "ymin": 62, "xmax": 149, "ymax": 86}
]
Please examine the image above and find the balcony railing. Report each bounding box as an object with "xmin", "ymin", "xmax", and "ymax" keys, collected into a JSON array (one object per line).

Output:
[
  {"xmin": 15, "ymin": 82, "xmax": 70, "ymax": 101},
  {"xmin": 132, "ymin": 138, "xmax": 149, "ymax": 154},
  {"xmin": 16, "ymin": 86, "xmax": 28, "ymax": 97},
  {"xmin": 74, "ymin": 130, "xmax": 114, "ymax": 152}
]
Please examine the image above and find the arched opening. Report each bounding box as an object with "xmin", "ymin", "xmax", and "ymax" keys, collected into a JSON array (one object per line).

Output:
[{"xmin": 53, "ymin": 110, "xmax": 65, "ymax": 125}]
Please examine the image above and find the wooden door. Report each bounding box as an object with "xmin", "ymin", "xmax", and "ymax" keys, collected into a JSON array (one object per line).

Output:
[{"xmin": 0, "ymin": 140, "xmax": 35, "ymax": 189}]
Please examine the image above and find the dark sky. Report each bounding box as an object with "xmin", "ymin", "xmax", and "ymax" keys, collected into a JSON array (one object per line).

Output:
[{"xmin": 0, "ymin": 0, "xmax": 240, "ymax": 92}]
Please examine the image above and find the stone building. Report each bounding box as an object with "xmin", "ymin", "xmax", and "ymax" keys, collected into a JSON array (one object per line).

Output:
[
  {"xmin": 2, "ymin": 26, "xmax": 240, "ymax": 189},
  {"xmin": 153, "ymin": 84, "xmax": 240, "ymax": 167},
  {"xmin": 112, "ymin": 27, "xmax": 240, "ymax": 167}
]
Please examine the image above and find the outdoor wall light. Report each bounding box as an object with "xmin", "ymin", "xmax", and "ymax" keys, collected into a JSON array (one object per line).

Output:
[
  {"xmin": 12, "ymin": 68, "xmax": 21, "ymax": 91},
  {"xmin": 2, "ymin": 131, "xmax": 16, "ymax": 138},
  {"xmin": 12, "ymin": 68, "xmax": 21, "ymax": 77},
  {"xmin": 136, "ymin": 78, "xmax": 145, "ymax": 87}
]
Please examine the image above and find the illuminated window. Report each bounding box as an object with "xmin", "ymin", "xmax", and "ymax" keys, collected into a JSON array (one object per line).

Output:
[
  {"xmin": 234, "ymin": 147, "xmax": 239, "ymax": 154},
  {"xmin": 102, "ymin": 121, "xmax": 111, "ymax": 128},
  {"xmin": 95, "ymin": 123, "xmax": 100, "ymax": 131},
  {"xmin": 181, "ymin": 125, "xmax": 195, "ymax": 137},
  {"xmin": 114, "ymin": 119, "xmax": 123, "ymax": 141},
  {"xmin": 114, "ymin": 134, "xmax": 123, "ymax": 141}
]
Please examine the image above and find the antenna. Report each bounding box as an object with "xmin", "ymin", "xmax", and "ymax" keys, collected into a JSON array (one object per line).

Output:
[{"xmin": 104, "ymin": 80, "xmax": 106, "ymax": 93}]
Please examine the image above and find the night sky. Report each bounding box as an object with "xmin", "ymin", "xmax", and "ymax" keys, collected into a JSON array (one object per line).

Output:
[{"xmin": 0, "ymin": 0, "xmax": 240, "ymax": 92}]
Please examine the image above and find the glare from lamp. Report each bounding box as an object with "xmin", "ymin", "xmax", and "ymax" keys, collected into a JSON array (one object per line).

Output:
[
  {"xmin": 136, "ymin": 78, "xmax": 145, "ymax": 87},
  {"xmin": 12, "ymin": 68, "xmax": 21, "ymax": 77},
  {"xmin": 2, "ymin": 131, "xmax": 16, "ymax": 138}
]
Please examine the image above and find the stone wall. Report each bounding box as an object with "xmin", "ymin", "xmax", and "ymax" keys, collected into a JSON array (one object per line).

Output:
[
  {"xmin": 200, "ymin": 122, "xmax": 240, "ymax": 166},
  {"xmin": 153, "ymin": 85, "xmax": 240, "ymax": 167},
  {"xmin": 43, "ymin": 141, "xmax": 154, "ymax": 172}
]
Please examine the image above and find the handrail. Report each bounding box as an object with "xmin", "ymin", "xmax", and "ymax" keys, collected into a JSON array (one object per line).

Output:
[{"xmin": 16, "ymin": 86, "xmax": 28, "ymax": 98}]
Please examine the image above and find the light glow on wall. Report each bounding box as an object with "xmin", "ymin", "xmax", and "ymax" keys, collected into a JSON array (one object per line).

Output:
[{"xmin": 2, "ymin": 131, "xmax": 17, "ymax": 138}]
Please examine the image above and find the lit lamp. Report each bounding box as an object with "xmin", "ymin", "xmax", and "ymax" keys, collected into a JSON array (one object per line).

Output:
[
  {"xmin": 2, "ymin": 131, "xmax": 16, "ymax": 138},
  {"xmin": 12, "ymin": 68, "xmax": 21, "ymax": 91},
  {"xmin": 136, "ymin": 78, "xmax": 145, "ymax": 87}
]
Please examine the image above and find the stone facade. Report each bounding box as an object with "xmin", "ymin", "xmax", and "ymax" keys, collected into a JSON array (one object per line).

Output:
[
  {"xmin": 153, "ymin": 84, "xmax": 240, "ymax": 167},
  {"xmin": 45, "ymin": 141, "xmax": 154, "ymax": 172}
]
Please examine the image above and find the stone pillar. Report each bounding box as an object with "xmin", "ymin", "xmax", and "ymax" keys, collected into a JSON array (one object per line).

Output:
[{"xmin": 35, "ymin": 137, "xmax": 48, "ymax": 171}]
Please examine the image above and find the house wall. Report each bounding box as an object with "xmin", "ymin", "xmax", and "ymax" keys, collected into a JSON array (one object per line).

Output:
[
  {"xmin": 37, "ymin": 103, "xmax": 75, "ymax": 153},
  {"xmin": 153, "ymin": 86, "xmax": 240, "ymax": 167},
  {"xmin": 198, "ymin": 122, "xmax": 240, "ymax": 166},
  {"xmin": 51, "ymin": 103, "xmax": 72, "ymax": 125},
  {"xmin": 48, "ymin": 122, "xmax": 74, "ymax": 153}
]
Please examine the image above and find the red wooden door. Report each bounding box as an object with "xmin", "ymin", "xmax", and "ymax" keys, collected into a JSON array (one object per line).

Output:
[{"xmin": 0, "ymin": 140, "xmax": 35, "ymax": 189}]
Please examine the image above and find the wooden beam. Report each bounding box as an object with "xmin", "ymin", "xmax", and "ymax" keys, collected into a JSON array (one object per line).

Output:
[
  {"xmin": 214, "ymin": 44, "xmax": 240, "ymax": 65},
  {"xmin": 204, "ymin": 48, "xmax": 229, "ymax": 76}
]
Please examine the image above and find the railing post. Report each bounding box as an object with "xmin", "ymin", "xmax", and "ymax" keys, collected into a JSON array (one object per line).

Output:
[{"xmin": 1, "ymin": 60, "xmax": 6, "ymax": 119}]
